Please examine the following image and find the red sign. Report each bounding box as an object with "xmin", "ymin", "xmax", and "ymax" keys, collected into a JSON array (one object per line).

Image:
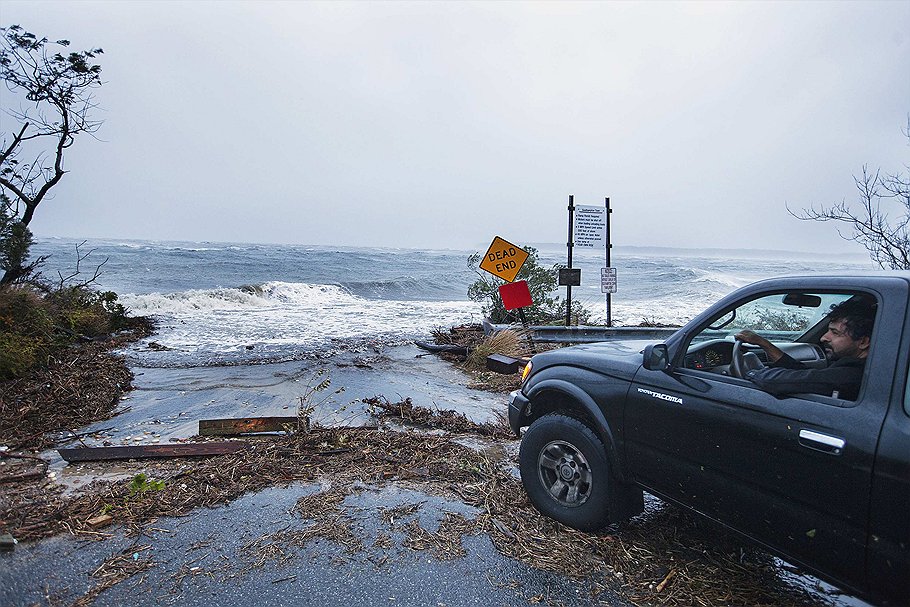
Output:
[{"xmin": 499, "ymin": 280, "xmax": 533, "ymax": 310}]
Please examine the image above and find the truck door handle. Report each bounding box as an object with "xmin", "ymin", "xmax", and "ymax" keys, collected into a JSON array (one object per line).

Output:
[{"xmin": 798, "ymin": 429, "xmax": 845, "ymax": 455}]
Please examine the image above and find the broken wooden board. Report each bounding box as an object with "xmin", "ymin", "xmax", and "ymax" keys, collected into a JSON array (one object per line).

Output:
[
  {"xmin": 58, "ymin": 442, "xmax": 246, "ymax": 463},
  {"xmin": 86, "ymin": 514, "xmax": 113, "ymax": 529},
  {"xmin": 198, "ymin": 416, "xmax": 302, "ymax": 436}
]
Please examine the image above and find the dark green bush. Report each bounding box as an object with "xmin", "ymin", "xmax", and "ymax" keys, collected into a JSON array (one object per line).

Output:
[
  {"xmin": 0, "ymin": 284, "xmax": 130, "ymax": 379},
  {"xmin": 0, "ymin": 287, "xmax": 53, "ymax": 337},
  {"xmin": 0, "ymin": 331, "xmax": 43, "ymax": 380}
]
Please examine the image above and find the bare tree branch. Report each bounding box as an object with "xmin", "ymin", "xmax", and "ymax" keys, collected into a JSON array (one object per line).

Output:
[
  {"xmin": 789, "ymin": 119, "xmax": 910, "ymax": 270},
  {"xmin": 55, "ymin": 240, "xmax": 108, "ymax": 289}
]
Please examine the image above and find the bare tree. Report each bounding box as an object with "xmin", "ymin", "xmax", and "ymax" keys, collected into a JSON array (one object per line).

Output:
[
  {"xmin": 790, "ymin": 118, "xmax": 910, "ymax": 270},
  {"xmin": 0, "ymin": 25, "xmax": 103, "ymax": 284}
]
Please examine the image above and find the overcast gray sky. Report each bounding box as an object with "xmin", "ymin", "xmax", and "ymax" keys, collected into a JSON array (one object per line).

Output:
[{"xmin": 1, "ymin": 0, "xmax": 908, "ymax": 253}]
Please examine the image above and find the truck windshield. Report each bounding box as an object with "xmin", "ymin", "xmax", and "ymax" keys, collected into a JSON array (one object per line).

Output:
[{"xmin": 691, "ymin": 292, "xmax": 855, "ymax": 346}]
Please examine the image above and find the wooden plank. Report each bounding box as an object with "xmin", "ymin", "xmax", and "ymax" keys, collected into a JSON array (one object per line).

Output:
[
  {"xmin": 58, "ymin": 442, "xmax": 247, "ymax": 463},
  {"xmin": 198, "ymin": 416, "xmax": 301, "ymax": 436}
]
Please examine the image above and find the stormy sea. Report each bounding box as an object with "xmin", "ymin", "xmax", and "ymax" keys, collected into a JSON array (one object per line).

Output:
[{"xmin": 31, "ymin": 237, "xmax": 874, "ymax": 368}]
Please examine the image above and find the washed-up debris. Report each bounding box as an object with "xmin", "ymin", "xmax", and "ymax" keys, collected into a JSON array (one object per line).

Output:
[
  {"xmin": 58, "ymin": 442, "xmax": 247, "ymax": 462},
  {"xmin": 414, "ymin": 341, "xmax": 468, "ymax": 356},
  {"xmin": 86, "ymin": 514, "xmax": 113, "ymax": 529},
  {"xmin": 0, "ymin": 319, "xmax": 153, "ymax": 452},
  {"xmin": 430, "ymin": 323, "xmax": 489, "ymax": 350},
  {"xmin": 73, "ymin": 545, "xmax": 156, "ymax": 607},
  {"xmin": 0, "ymin": 453, "xmax": 48, "ymax": 484},
  {"xmin": 5, "ymin": 419, "xmax": 828, "ymax": 607},
  {"xmin": 198, "ymin": 416, "xmax": 302, "ymax": 436},
  {"xmin": 364, "ymin": 396, "xmax": 512, "ymax": 440}
]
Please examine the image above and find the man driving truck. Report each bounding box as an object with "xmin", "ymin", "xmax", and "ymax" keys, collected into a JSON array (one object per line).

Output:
[{"xmin": 734, "ymin": 298, "xmax": 875, "ymax": 400}]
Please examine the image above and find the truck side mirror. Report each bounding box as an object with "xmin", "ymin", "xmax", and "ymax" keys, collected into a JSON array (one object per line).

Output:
[{"xmin": 643, "ymin": 344, "xmax": 670, "ymax": 371}]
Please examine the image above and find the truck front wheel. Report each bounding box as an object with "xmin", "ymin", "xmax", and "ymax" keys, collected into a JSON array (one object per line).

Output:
[{"xmin": 519, "ymin": 413, "xmax": 613, "ymax": 531}]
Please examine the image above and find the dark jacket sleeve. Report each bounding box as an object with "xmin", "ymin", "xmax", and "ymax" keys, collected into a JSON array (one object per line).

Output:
[
  {"xmin": 768, "ymin": 352, "xmax": 806, "ymax": 370},
  {"xmin": 745, "ymin": 355, "xmax": 864, "ymax": 400}
]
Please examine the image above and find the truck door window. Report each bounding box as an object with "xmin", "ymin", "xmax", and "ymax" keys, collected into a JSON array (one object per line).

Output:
[{"xmin": 683, "ymin": 292, "xmax": 869, "ymax": 386}]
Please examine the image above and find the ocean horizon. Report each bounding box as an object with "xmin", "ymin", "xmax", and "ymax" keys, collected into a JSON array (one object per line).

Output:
[{"xmin": 28, "ymin": 236, "xmax": 876, "ymax": 369}]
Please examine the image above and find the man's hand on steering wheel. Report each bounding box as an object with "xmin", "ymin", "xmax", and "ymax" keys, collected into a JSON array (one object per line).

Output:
[
  {"xmin": 732, "ymin": 329, "xmax": 785, "ymax": 372},
  {"xmin": 734, "ymin": 329, "xmax": 771, "ymax": 349}
]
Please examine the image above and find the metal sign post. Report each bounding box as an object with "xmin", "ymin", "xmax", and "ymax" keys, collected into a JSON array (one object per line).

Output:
[
  {"xmin": 565, "ymin": 195, "xmax": 574, "ymax": 326},
  {"xmin": 606, "ymin": 197, "xmax": 612, "ymax": 326}
]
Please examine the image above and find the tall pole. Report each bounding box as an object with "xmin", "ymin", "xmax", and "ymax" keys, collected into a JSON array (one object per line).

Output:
[
  {"xmin": 605, "ymin": 197, "xmax": 612, "ymax": 327},
  {"xmin": 566, "ymin": 194, "xmax": 574, "ymax": 327}
]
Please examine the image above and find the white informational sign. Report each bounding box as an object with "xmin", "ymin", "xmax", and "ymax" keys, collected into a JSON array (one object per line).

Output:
[
  {"xmin": 601, "ymin": 267, "xmax": 617, "ymax": 293},
  {"xmin": 574, "ymin": 205, "xmax": 607, "ymax": 248}
]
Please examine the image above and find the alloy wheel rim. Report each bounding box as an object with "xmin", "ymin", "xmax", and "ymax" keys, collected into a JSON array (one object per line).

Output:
[{"xmin": 537, "ymin": 440, "xmax": 593, "ymax": 507}]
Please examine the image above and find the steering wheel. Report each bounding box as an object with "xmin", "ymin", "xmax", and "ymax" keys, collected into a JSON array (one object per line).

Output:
[
  {"xmin": 730, "ymin": 339, "xmax": 747, "ymax": 378},
  {"xmin": 730, "ymin": 339, "xmax": 764, "ymax": 378}
]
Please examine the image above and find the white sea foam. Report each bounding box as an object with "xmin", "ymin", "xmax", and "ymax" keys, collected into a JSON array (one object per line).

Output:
[
  {"xmin": 690, "ymin": 269, "xmax": 753, "ymax": 289},
  {"xmin": 120, "ymin": 282, "xmax": 482, "ymax": 363},
  {"xmin": 119, "ymin": 282, "xmax": 362, "ymax": 314}
]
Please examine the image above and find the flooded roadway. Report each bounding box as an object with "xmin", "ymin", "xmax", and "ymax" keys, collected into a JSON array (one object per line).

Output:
[{"xmin": 1, "ymin": 344, "xmax": 871, "ymax": 607}]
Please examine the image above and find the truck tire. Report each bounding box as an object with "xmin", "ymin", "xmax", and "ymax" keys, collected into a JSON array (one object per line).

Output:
[{"xmin": 519, "ymin": 413, "xmax": 613, "ymax": 531}]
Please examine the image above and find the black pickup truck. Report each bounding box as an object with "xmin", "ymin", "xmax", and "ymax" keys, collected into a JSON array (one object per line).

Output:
[{"xmin": 508, "ymin": 274, "xmax": 909, "ymax": 606}]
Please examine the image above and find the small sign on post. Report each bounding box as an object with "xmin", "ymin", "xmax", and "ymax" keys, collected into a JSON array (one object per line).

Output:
[
  {"xmin": 601, "ymin": 267, "xmax": 617, "ymax": 294},
  {"xmin": 558, "ymin": 268, "xmax": 581, "ymax": 286},
  {"xmin": 498, "ymin": 279, "xmax": 538, "ymax": 354},
  {"xmin": 479, "ymin": 236, "xmax": 529, "ymax": 283},
  {"xmin": 499, "ymin": 280, "xmax": 533, "ymax": 310}
]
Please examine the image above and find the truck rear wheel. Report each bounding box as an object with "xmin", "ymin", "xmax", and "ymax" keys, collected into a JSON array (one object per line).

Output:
[{"xmin": 519, "ymin": 413, "xmax": 613, "ymax": 531}]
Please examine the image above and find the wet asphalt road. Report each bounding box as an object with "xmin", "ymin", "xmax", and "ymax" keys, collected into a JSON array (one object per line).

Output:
[{"xmin": 2, "ymin": 484, "xmax": 630, "ymax": 607}]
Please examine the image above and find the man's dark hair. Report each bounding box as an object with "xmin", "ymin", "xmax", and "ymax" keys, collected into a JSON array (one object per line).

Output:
[{"xmin": 828, "ymin": 297, "xmax": 876, "ymax": 340}]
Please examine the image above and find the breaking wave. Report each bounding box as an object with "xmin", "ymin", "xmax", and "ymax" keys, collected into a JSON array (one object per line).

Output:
[{"xmin": 118, "ymin": 282, "xmax": 482, "ymax": 367}]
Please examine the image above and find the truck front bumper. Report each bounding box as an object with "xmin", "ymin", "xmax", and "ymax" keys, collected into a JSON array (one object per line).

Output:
[{"xmin": 508, "ymin": 390, "xmax": 530, "ymax": 437}]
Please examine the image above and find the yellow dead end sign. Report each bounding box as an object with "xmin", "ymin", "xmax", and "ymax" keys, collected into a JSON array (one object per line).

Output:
[{"xmin": 479, "ymin": 236, "xmax": 529, "ymax": 282}]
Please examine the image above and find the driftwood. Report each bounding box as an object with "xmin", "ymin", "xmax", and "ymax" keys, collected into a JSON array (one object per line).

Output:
[{"xmin": 413, "ymin": 341, "xmax": 468, "ymax": 355}]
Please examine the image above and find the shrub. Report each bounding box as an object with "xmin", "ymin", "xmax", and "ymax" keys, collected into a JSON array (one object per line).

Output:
[
  {"xmin": 0, "ymin": 287, "xmax": 53, "ymax": 337},
  {"xmin": 0, "ymin": 331, "xmax": 43, "ymax": 380},
  {"xmin": 0, "ymin": 283, "xmax": 135, "ymax": 379},
  {"xmin": 62, "ymin": 306, "xmax": 110, "ymax": 337},
  {"xmin": 467, "ymin": 247, "xmax": 592, "ymax": 325}
]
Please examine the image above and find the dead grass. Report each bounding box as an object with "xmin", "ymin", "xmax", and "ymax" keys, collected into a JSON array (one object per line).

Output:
[
  {"xmin": 463, "ymin": 328, "xmax": 533, "ymax": 370},
  {"xmin": 429, "ymin": 324, "xmax": 546, "ymax": 392}
]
